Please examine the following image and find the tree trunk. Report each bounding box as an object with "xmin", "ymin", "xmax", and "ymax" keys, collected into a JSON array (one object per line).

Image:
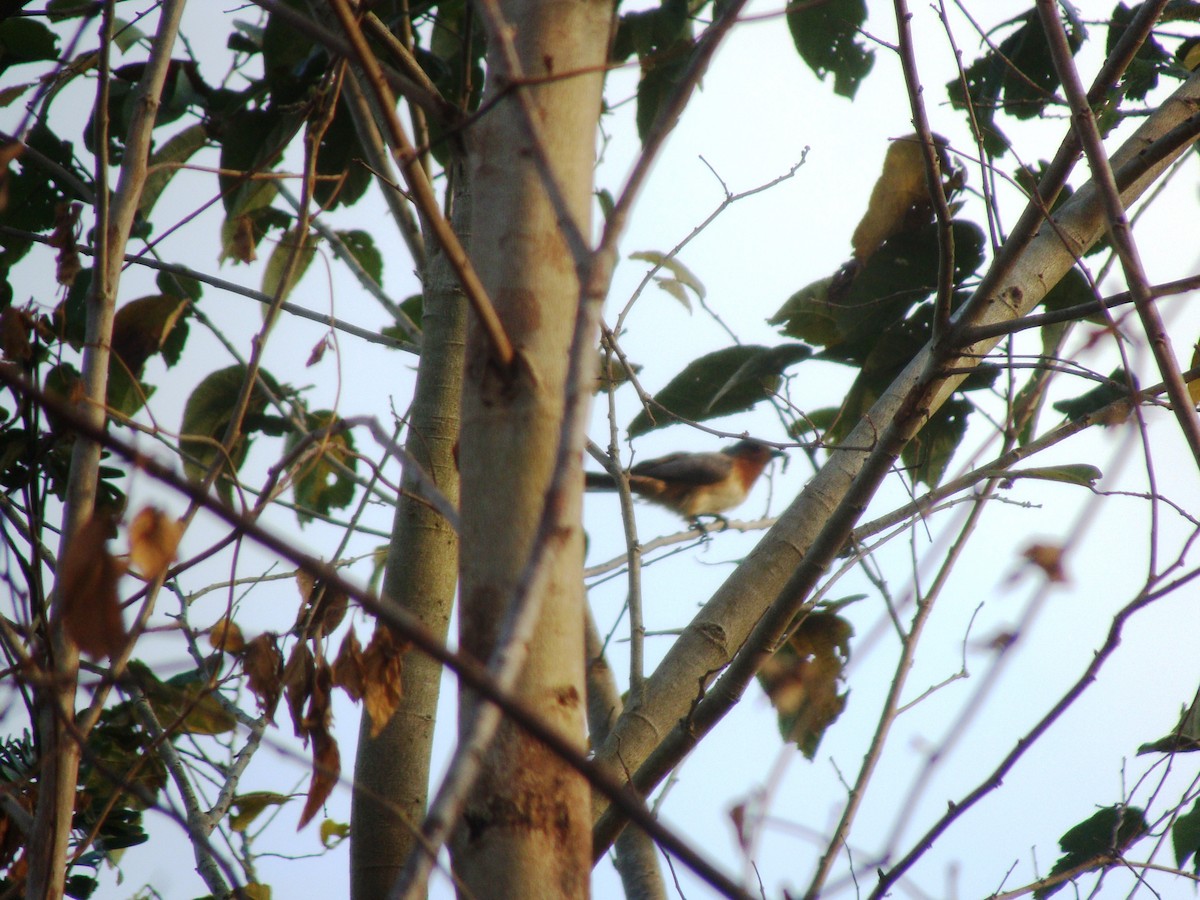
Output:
[
  {"xmin": 350, "ymin": 169, "xmax": 468, "ymax": 898},
  {"xmin": 450, "ymin": 0, "xmax": 611, "ymax": 896}
]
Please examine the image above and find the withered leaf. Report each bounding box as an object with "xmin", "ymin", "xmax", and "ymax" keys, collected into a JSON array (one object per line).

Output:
[
  {"xmin": 209, "ymin": 617, "xmax": 245, "ymax": 655},
  {"xmin": 331, "ymin": 629, "xmax": 364, "ymax": 702},
  {"xmin": 303, "ymin": 658, "xmax": 333, "ymax": 737},
  {"xmin": 127, "ymin": 506, "xmax": 183, "ymax": 581},
  {"xmin": 0, "ymin": 307, "xmax": 32, "ymax": 362},
  {"xmin": 294, "ymin": 570, "xmax": 348, "ymax": 638},
  {"xmin": 283, "ymin": 641, "xmax": 314, "ymax": 740},
  {"xmin": 111, "ymin": 295, "xmax": 190, "ymax": 380},
  {"xmin": 297, "ymin": 724, "xmax": 340, "ymax": 830},
  {"xmin": 1022, "ymin": 543, "xmax": 1068, "ymax": 583},
  {"xmin": 49, "ymin": 202, "xmax": 82, "ymax": 286},
  {"xmin": 362, "ymin": 625, "xmax": 406, "ymax": 738},
  {"xmin": 59, "ymin": 515, "xmax": 127, "ymax": 659},
  {"xmin": 758, "ymin": 610, "xmax": 853, "ymax": 760},
  {"xmin": 0, "ymin": 140, "xmax": 22, "ymax": 215},
  {"xmin": 243, "ymin": 633, "xmax": 283, "ymax": 719}
]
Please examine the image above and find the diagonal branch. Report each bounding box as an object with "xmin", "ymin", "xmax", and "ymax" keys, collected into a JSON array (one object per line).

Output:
[
  {"xmin": 1035, "ymin": 0, "xmax": 1200, "ymax": 469},
  {"xmin": 325, "ymin": 0, "xmax": 514, "ymax": 368},
  {"xmin": 590, "ymin": 66, "xmax": 1200, "ymax": 855}
]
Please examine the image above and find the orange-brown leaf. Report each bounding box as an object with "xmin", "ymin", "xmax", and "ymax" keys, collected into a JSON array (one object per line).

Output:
[
  {"xmin": 127, "ymin": 506, "xmax": 183, "ymax": 581},
  {"xmin": 0, "ymin": 141, "xmax": 23, "ymax": 215},
  {"xmin": 362, "ymin": 626, "xmax": 406, "ymax": 738},
  {"xmin": 297, "ymin": 725, "xmax": 340, "ymax": 830},
  {"xmin": 59, "ymin": 515, "xmax": 127, "ymax": 659},
  {"xmin": 1022, "ymin": 543, "xmax": 1068, "ymax": 583},
  {"xmin": 209, "ymin": 617, "xmax": 245, "ymax": 655},
  {"xmin": 283, "ymin": 642, "xmax": 314, "ymax": 739},
  {"xmin": 331, "ymin": 629, "xmax": 364, "ymax": 702},
  {"xmin": 243, "ymin": 633, "xmax": 283, "ymax": 721}
]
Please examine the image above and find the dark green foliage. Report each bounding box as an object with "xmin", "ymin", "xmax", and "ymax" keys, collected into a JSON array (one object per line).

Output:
[
  {"xmin": 786, "ymin": 0, "xmax": 875, "ymax": 98},
  {"xmin": 628, "ymin": 343, "xmax": 811, "ymax": 437},
  {"xmin": 947, "ymin": 9, "xmax": 1086, "ymax": 156},
  {"xmin": 1036, "ymin": 805, "xmax": 1147, "ymax": 898}
]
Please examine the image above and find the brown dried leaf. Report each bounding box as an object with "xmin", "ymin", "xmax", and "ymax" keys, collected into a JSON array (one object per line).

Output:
[
  {"xmin": 757, "ymin": 611, "xmax": 852, "ymax": 759},
  {"xmin": 111, "ymin": 295, "xmax": 190, "ymax": 378},
  {"xmin": 303, "ymin": 658, "xmax": 333, "ymax": 736},
  {"xmin": 0, "ymin": 308, "xmax": 32, "ymax": 362},
  {"xmin": 297, "ymin": 724, "xmax": 340, "ymax": 830},
  {"xmin": 228, "ymin": 214, "xmax": 258, "ymax": 264},
  {"xmin": 0, "ymin": 140, "xmax": 22, "ymax": 215},
  {"xmin": 306, "ymin": 336, "xmax": 330, "ymax": 368},
  {"xmin": 284, "ymin": 641, "xmax": 315, "ymax": 737},
  {"xmin": 48, "ymin": 202, "xmax": 82, "ymax": 287},
  {"xmin": 293, "ymin": 571, "xmax": 348, "ymax": 638},
  {"xmin": 59, "ymin": 515, "xmax": 127, "ymax": 659},
  {"xmin": 127, "ymin": 506, "xmax": 183, "ymax": 580},
  {"xmin": 209, "ymin": 617, "xmax": 245, "ymax": 655},
  {"xmin": 1022, "ymin": 543, "xmax": 1068, "ymax": 583},
  {"xmin": 244, "ymin": 633, "xmax": 284, "ymax": 720},
  {"xmin": 331, "ymin": 629, "xmax": 364, "ymax": 702},
  {"xmin": 362, "ymin": 626, "xmax": 406, "ymax": 738}
]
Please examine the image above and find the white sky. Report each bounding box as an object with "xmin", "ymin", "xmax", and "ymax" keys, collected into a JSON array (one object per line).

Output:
[{"xmin": 5, "ymin": 0, "xmax": 1200, "ymax": 897}]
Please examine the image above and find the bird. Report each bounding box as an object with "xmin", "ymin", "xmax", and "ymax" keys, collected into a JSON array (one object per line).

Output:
[{"xmin": 584, "ymin": 440, "xmax": 783, "ymax": 521}]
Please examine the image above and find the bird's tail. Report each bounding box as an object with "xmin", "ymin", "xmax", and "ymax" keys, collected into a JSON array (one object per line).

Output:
[{"xmin": 584, "ymin": 471, "xmax": 620, "ymax": 491}]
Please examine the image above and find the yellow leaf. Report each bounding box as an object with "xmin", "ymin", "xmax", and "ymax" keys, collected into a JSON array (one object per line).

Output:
[
  {"xmin": 319, "ymin": 818, "xmax": 350, "ymax": 849},
  {"xmin": 230, "ymin": 791, "xmax": 290, "ymax": 832}
]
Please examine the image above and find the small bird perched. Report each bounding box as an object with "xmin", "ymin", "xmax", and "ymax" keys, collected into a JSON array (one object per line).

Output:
[{"xmin": 584, "ymin": 440, "xmax": 783, "ymax": 521}]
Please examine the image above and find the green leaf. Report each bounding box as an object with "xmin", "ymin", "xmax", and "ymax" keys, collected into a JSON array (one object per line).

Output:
[
  {"xmin": 630, "ymin": 250, "xmax": 706, "ymax": 310},
  {"xmin": 786, "ymin": 0, "xmax": 875, "ymax": 98},
  {"xmin": 902, "ymin": 396, "xmax": 971, "ymax": 488},
  {"xmin": 261, "ymin": 226, "xmax": 316, "ymax": 307},
  {"xmin": 1052, "ymin": 369, "xmax": 1134, "ymax": 422},
  {"xmin": 947, "ymin": 10, "xmax": 1085, "ymax": 157},
  {"xmin": 999, "ymin": 464, "xmax": 1102, "ymax": 487},
  {"xmin": 1037, "ymin": 805, "xmax": 1147, "ymax": 899},
  {"xmin": 126, "ymin": 660, "xmax": 238, "ymax": 736},
  {"xmin": 180, "ymin": 364, "xmax": 281, "ymax": 502},
  {"xmin": 628, "ymin": 343, "xmax": 811, "ymax": 437},
  {"xmin": 283, "ymin": 410, "xmax": 358, "ymax": 526},
  {"xmin": 1139, "ymin": 690, "xmax": 1200, "ymax": 755},
  {"xmin": 771, "ymin": 221, "xmax": 986, "ymax": 362},
  {"xmin": 336, "ymin": 229, "xmax": 383, "ymax": 286},
  {"xmin": 1173, "ymin": 799, "xmax": 1200, "ymax": 871},
  {"xmin": 0, "ymin": 19, "xmax": 60, "ymax": 68},
  {"xmin": 139, "ymin": 123, "xmax": 209, "ymax": 219},
  {"xmin": 230, "ymin": 791, "xmax": 291, "ymax": 832},
  {"xmin": 1107, "ymin": 3, "xmax": 1171, "ymax": 101},
  {"xmin": 636, "ymin": 42, "xmax": 693, "ymax": 141},
  {"xmin": 111, "ymin": 17, "xmax": 147, "ymax": 53}
]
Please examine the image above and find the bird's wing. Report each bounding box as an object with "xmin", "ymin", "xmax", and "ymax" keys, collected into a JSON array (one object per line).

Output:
[{"xmin": 630, "ymin": 451, "xmax": 733, "ymax": 485}]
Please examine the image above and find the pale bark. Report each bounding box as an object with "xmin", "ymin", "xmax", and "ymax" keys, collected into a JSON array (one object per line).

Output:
[
  {"xmin": 590, "ymin": 68, "xmax": 1200, "ymax": 843},
  {"xmin": 350, "ymin": 172, "xmax": 468, "ymax": 898},
  {"xmin": 450, "ymin": 0, "xmax": 611, "ymax": 896},
  {"xmin": 27, "ymin": 3, "xmax": 188, "ymax": 897}
]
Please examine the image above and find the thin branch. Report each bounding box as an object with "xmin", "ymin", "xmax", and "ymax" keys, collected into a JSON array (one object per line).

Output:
[
  {"xmin": 892, "ymin": 0, "xmax": 956, "ymax": 339},
  {"xmin": 1035, "ymin": 0, "xmax": 1200, "ymax": 469},
  {"xmin": 0, "ymin": 364, "xmax": 754, "ymax": 900},
  {"xmin": 0, "ymin": 225, "xmax": 416, "ymax": 353},
  {"xmin": 870, "ymin": 566, "xmax": 1200, "ymax": 897},
  {"xmin": 325, "ymin": 0, "xmax": 514, "ymax": 368}
]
